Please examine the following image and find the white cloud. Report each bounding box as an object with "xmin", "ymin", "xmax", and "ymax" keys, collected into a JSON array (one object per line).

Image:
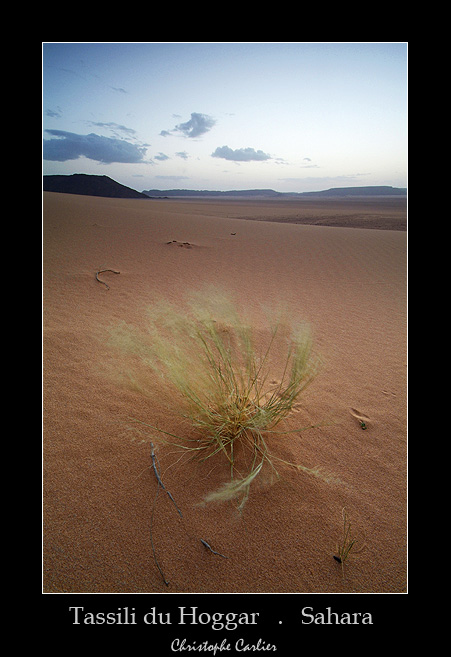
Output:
[
  {"xmin": 161, "ymin": 113, "xmax": 216, "ymax": 138},
  {"xmin": 43, "ymin": 130, "xmax": 148, "ymax": 164},
  {"xmin": 175, "ymin": 112, "xmax": 216, "ymax": 138},
  {"xmin": 211, "ymin": 145, "xmax": 271, "ymax": 162}
]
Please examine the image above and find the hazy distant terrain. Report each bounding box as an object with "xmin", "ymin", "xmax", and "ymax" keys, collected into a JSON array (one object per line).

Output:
[
  {"xmin": 43, "ymin": 174, "xmax": 406, "ymax": 200},
  {"xmin": 142, "ymin": 185, "xmax": 407, "ymax": 198}
]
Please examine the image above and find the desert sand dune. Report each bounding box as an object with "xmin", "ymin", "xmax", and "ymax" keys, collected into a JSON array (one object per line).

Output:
[{"xmin": 43, "ymin": 192, "xmax": 407, "ymax": 593}]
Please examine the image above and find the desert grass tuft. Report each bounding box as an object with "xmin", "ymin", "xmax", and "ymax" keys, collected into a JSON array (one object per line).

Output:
[
  {"xmin": 334, "ymin": 507, "xmax": 365, "ymax": 577},
  {"xmin": 110, "ymin": 289, "xmax": 326, "ymax": 508}
]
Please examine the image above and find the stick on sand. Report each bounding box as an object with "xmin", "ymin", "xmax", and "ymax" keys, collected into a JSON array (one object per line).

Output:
[
  {"xmin": 95, "ymin": 268, "xmax": 120, "ymax": 290},
  {"xmin": 149, "ymin": 443, "xmax": 183, "ymax": 586}
]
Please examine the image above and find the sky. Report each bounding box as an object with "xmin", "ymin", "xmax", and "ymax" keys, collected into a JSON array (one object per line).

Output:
[{"xmin": 42, "ymin": 42, "xmax": 407, "ymax": 193}]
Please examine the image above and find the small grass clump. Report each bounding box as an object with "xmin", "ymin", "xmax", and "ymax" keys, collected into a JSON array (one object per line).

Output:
[
  {"xmin": 334, "ymin": 507, "xmax": 365, "ymax": 577},
  {"xmin": 111, "ymin": 290, "xmax": 323, "ymax": 509}
]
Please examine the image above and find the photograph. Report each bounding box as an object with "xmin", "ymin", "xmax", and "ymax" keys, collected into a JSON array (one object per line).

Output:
[{"xmin": 42, "ymin": 41, "xmax": 407, "ymax": 645}]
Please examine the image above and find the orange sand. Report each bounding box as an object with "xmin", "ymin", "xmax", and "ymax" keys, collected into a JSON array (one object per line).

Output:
[{"xmin": 43, "ymin": 192, "xmax": 407, "ymax": 593}]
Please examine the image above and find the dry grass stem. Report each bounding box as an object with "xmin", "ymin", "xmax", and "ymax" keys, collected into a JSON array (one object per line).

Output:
[{"xmin": 334, "ymin": 507, "xmax": 365, "ymax": 578}]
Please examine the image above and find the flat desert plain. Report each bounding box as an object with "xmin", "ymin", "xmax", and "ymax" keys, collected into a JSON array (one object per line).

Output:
[{"xmin": 43, "ymin": 192, "xmax": 407, "ymax": 593}]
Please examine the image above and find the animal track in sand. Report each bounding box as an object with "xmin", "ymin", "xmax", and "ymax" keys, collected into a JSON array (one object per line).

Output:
[
  {"xmin": 382, "ymin": 389, "xmax": 397, "ymax": 397},
  {"xmin": 350, "ymin": 408, "xmax": 370, "ymax": 429},
  {"xmin": 166, "ymin": 240, "xmax": 194, "ymax": 249}
]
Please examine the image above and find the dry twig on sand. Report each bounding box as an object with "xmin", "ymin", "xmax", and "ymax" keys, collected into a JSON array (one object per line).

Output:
[
  {"xmin": 150, "ymin": 443, "xmax": 183, "ymax": 518},
  {"xmin": 149, "ymin": 443, "xmax": 183, "ymax": 587},
  {"xmin": 201, "ymin": 539, "xmax": 228, "ymax": 558},
  {"xmin": 95, "ymin": 268, "xmax": 120, "ymax": 290}
]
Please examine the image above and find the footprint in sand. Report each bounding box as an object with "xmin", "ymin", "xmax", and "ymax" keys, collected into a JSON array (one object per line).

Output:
[
  {"xmin": 166, "ymin": 240, "xmax": 193, "ymax": 249},
  {"xmin": 350, "ymin": 408, "xmax": 370, "ymax": 430},
  {"xmin": 382, "ymin": 389, "xmax": 397, "ymax": 397}
]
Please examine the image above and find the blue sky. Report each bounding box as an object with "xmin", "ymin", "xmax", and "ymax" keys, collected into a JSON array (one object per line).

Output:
[{"xmin": 42, "ymin": 42, "xmax": 407, "ymax": 193}]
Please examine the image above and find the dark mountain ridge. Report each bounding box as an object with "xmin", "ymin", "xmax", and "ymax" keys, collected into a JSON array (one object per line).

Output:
[{"xmin": 43, "ymin": 174, "xmax": 149, "ymax": 199}]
